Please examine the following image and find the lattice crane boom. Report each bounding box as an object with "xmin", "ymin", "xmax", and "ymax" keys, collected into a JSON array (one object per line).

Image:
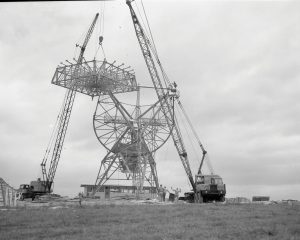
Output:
[
  {"xmin": 126, "ymin": 1, "xmax": 196, "ymax": 191},
  {"xmin": 41, "ymin": 13, "xmax": 99, "ymax": 192}
]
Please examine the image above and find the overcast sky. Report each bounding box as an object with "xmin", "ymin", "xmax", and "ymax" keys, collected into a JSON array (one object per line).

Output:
[{"xmin": 0, "ymin": 1, "xmax": 299, "ymax": 200}]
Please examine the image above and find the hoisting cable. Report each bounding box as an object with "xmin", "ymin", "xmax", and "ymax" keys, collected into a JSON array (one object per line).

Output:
[
  {"xmin": 139, "ymin": 2, "xmax": 168, "ymax": 84},
  {"xmin": 74, "ymin": 25, "xmax": 87, "ymax": 60},
  {"xmin": 204, "ymin": 153, "xmax": 214, "ymax": 175},
  {"xmin": 100, "ymin": 1, "xmax": 106, "ymax": 59},
  {"xmin": 137, "ymin": 1, "xmax": 213, "ymax": 175},
  {"xmin": 177, "ymin": 100, "xmax": 214, "ymax": 174},
  {"xmin": 138, "ymin": 0, "xmax": 171, "ymax": 88},
  {"xmin": 177, "ymin": 100, "xmax": 206, "ymax": 155},
  {"xmin": 173, "ymin": 113, "xmax": 194, "ymax": 176},
  {"xmin": 175, "ymin": 102, "xmax": 201, "ymax": 169},
  {"xmin": 141, "ymin": 0, "xmax": 159, "ymax": 66},
  {"xmin": 134, "ymin": 1, "xmax": 152, "ymax": 44},
  {"xmin": 94, "ymin": 1, "xmax": 106, "ymax": 60}
]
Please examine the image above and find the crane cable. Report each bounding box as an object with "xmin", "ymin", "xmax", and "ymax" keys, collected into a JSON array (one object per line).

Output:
[
  {"xmin": 137, "ymin": 1, "xmax": 215, "ymax": 176},
  {"xmin": 174, "ymin": 103, "xmax": 200, "ymax": 165},
  {"xmin": 175, "ymin": 101, "xmax": 214, "ymax": 175},
  {"xmin": 94, "ymin": 1, "xmax": 106, "ymax": 60},
  {"xmin": 137, "ymin": 0, "xmax": 171, "ymax": 89},
  {"xmin": 177, "ymin": 100, "xmax": 206, "ymax": 153},
  {"xmin": 140, "ymin": 1, "xmax": 171, "ymax": 87},
  {"xmin": 137, "ymin": 1, "xmax": 203, "ymax": 175},
  {"xmin": 134, "ymin": 1, "xmax": 152, "ymax": 43},
  {"xmin": 177, "ymin": 100, "xmax": 214, "ymax": 174}
]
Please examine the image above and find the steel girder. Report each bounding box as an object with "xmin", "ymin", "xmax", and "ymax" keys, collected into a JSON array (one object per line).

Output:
[{"xmin": 92, "ymin": 91, "xmax": 173, "ymax": 196}]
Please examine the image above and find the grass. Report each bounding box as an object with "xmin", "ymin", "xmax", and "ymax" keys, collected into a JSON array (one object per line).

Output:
[{"xmin": 0, "ymin": 203, "xmax": 299, "ymax": 240}]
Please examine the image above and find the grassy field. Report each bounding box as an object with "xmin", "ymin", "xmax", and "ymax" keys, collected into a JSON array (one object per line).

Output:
[{"xmin": 0, "ymin": 203, "xmax": 299, "ymax": 240}]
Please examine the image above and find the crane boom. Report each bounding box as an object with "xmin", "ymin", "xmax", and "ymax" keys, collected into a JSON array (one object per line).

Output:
[
  {"xmin": 126, "ymin": 1, "xmax": 196, "ymax": 191},
  {"xmin": 41, "ymin": 13, "xmax": 99, "ymax": 192}
]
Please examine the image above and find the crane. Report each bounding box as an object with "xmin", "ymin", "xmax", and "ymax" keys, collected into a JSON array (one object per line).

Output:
[
  {"xmin": 126, "ymin": 0, "xmax": 196, "ymax": 192},
  {"xmin": 126, "ymin": 1, "xmax": 226, "ymax": 203},
  {"xmin": 40, "ymin": 13, "xmax": 99, "ymax": 193}
]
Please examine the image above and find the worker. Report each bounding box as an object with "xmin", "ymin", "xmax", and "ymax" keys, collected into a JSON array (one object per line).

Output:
[
  {"xmin": 171, "ymin": 187, "xmax": 181, "ymax": 202},
  {"xmin": 163, "ymin": 186, "xmax": 169, "ymax": 202},
  {"xmin": 158, "ymin": 184, "xmax": 164, "ymax": 202},
  {"xmin": 197, "ymin": 176, "xmax": 204, "ymax": 184},
  {"xmin": 78, "ymin": 192, "xmax": 83, "ymax": 206}
]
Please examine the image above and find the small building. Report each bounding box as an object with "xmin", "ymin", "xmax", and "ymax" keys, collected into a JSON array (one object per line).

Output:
[
  {"xmin": 252, "ymin": 196, "xmax": 270, "ymax": 202},
  {"xmin": 226, "ymin": 197, "xmax": 251, "ymax": 204}
]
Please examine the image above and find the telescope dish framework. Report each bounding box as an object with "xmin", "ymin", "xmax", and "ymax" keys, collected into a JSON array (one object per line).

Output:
[
  {"xmin": 52, "ymin": 56, "xmax": 174, "ymax": 197},
  {"xmin": 52, "ymin": 59, "xmax": 137, "ymax": 96},
  {"xmin": 92, "ymin": 86, "xmax": 175, "ymax": 197}
]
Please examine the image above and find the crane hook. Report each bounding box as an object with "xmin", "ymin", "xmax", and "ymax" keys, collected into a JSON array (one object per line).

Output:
[{"xmin": 99, "ymin": 36, "xmax": 104, "ymax": 45}]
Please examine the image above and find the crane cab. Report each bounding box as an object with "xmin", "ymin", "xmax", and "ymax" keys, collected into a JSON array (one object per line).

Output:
[{"xmin": 17, "ymin": 184, "xmax": 34, "ymax": 200}]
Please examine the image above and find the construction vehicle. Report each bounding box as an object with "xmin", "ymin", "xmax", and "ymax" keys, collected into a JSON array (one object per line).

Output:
[
  {"xmin": 126, "ymin": 0, "xmax": 226, "ymax": 203},
  {"xmin": 184, "ymin": 174, "xmax": 226, "ymax": 203},
  {"xmin": 194, "ymin": 174, "xmax": 226, "ymax": 202},
  {"xmin": 17, "ymin": 178, "xmax": 48, "ymax": 200},
  {"xmin": 18, "ymin": 14, "xmax": 99, "ymax": 200}
]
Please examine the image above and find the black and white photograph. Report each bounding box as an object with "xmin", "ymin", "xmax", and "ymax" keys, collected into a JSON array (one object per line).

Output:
[{"xmin": 0, "ymin": 0, "xmax": 299, "ymax": 239}]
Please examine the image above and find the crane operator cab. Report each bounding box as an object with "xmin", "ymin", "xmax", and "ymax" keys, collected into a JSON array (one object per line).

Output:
[
  {"xmin": 17, "ymin": 184, "xmax": 35, "ymax": 201},
  {"xmin": 195, "ymin": 174, "xmax": 226, "ymax": 203}
]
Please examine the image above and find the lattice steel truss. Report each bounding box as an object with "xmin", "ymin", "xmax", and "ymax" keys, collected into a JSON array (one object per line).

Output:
[
  {"xmin": 93, "ymin": 89, "xmax": 174, "ymax": 197},
  {"xmin": 41, "ymin": 57, "xmax": 137, "ymax": 192},
  {"xmin": 52, "ymin": 60, "xmax": 137, "ymax": 97}
]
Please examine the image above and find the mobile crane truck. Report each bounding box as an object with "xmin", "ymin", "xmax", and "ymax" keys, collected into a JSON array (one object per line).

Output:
[{"xmin": 126, "ymin": 0, "xmax": 226, "ymax": 203}]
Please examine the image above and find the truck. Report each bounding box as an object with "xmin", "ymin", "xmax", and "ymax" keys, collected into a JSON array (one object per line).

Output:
[
  {"xmin": 194, "ymin": 174, "xmax": 226, "ymax": 203},
  {"xmin": 183, "ymin": 175, "xmax": 226, "ymax": 203}
]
